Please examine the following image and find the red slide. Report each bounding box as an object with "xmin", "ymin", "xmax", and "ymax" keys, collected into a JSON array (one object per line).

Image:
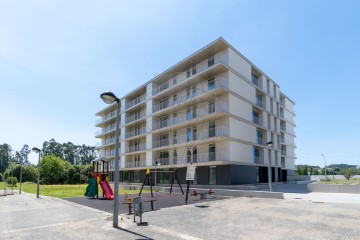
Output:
[{"xmin": 99, "ymin": 181, "xmax": 114, "ymax": 200}]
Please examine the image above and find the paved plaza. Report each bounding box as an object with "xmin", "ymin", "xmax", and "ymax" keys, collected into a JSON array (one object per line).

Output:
[{"xmin": 2, "ymin": 189, "xmax": 360, "ymax": 240}]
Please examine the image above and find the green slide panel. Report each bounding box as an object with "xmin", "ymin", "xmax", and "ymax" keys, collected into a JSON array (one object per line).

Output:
[{"xmin": 84, "ymin": 178, "xmax": 97, "ymax": 198}]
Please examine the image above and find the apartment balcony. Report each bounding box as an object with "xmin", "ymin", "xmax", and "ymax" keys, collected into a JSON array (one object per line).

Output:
[
  {"xmin": 125, "ymin": 144, "xmax": 146, "ymax": 153},
  {"xmin": 95, "ymin": 125, "xmax": 117, "ymax": 137},
  {"xmin": 125, "ymin": 111, "xmax": 146, "ymax": 125},
  {"xmin": 255, "ymin": 98, "xmax": 265, "ymax": 108},
  {"xmin": 156, "ymin": 151, "xmax": 229, "ymax": 166},
  {"xmin": 95, "ymin": 112, "xmax": 118, "ymax": 127},
  {"xmin": 251, "ymin": 75, "xmax": 263, "ymax": 89},
  {"xmin": 125, "ymin": 94, "xmax": 146, "ymax": 110},
  {"xmin": 256, "ymin": 138, "xmax": 266, "ymax": 146},
  {"xmin": 125, "ymin": 127, "xmax": 146, "ymax": 139},
  {"xmin": 152, "ymin": 52, "xmax": 226, "ymax": 96},
  {"xmin": 280, "ymin": 124, "xmax": 286, "ymax": 131},
  {"xmin": 254, "ymin": 156, "xmax": 263, "ymax": 164},
  {"xmin": 281, "ymin": 150, "xmax": 287, "ymax": 156},
  {"xmin": 152, "ymin": 78, "xmax": 227, "ymax": 114},
  {"xmin": 152, "ymin": 126, "xmax": 229, "ymax": 149},
  {"xmin": 125, "ymin": 160, "xmax": 146, "ymax": 168},
  {"xmin": 152, "ymin": 101, "xmax": 229, "ymax": 131},
  {"xmin": 252, "ymin": 115, "xmax": 263, "ymax": 126}
]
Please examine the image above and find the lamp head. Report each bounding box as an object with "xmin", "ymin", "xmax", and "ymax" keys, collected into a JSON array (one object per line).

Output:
[
  {"xmin": 266, "ymin": 141, "xmax": 273, "ymax": 147},
  {"xmin": 100, "ymin": 91, "xmax": 119, "ymax": 104},
  {"xmin": 32, "ymin": 147, "xmax": 41, "ymax": 153}
]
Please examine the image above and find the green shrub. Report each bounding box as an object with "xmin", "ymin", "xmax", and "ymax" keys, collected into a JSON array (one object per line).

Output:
[{"xmin": 7, "ymin": 176, "xmax": 18, "ymax": 186}]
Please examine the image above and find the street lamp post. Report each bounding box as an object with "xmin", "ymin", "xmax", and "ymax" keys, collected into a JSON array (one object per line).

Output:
[
  {"xmin": 32, "ymin": 147, "xmax": 41, "ymax": 198},
  {"xmin": 100, "ymin": 91, "xmax": 120, "ymax": 228},
  {"xmin": 266, "ymin": 141, "xmax": 273, "ymax": 192},
  {"xmin": 321, "ymin": 154, "xmax": 327, "ymax": 179},
  {"xmin": 155, "ymin": 160, "xmax": 158, "ymax": 187}
]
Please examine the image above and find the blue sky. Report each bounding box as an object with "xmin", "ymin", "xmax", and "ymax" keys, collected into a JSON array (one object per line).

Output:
[{"xmin": 0, "ymin": 1, "xmax": 359, "ymax": 166}]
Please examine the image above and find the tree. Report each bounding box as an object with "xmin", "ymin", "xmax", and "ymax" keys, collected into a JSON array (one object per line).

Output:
[
  {"xmin": 0, "ymin": 144, "xmax": 13, "ymax": 173},
  {"xmin": 42, "ymin": 139, "xmax": 63, "ymax": 158},
  {"xmin": 341, "ymin": 168, "xmax": 355, "ymax": 180},
  {"xmin": 19, "ymin": 144, "xmax": 31, "ymax": 164},
  {"xmin": 40, "ymin": 155, "xmax": 67, "ymax": 184}
]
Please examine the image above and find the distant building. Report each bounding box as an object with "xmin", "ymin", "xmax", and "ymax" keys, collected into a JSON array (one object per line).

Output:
[{"xmin": 95, "ymin": 38, "xmax": 296, "ymax": 185}]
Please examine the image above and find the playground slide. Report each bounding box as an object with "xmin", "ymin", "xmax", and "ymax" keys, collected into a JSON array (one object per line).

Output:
[
  {"xmin": 99, "ymin": 181, "xmax": 114, "ymax": 200},
  {"xmin": 84, "ymin": 178, "xmax": 97, "ymax": 198}
]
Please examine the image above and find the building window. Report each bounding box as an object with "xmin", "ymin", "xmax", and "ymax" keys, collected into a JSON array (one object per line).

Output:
[
  {"xmin": 273, "ymin": 85, "xmax": 277, "ymax": 98},
  {"xmin": 173, "ymin": 113, "xmax": 177, "ymax": 124},
  {"xmin": 256, "ymin": 129, "xmax": 263, "ymax": 145},
  {"xmin": 135, "ymin": 125, "xmax": 140, "ymax": 135},
  {"xmin": 209, "ymin": 121, "xmax": 216, "ymax": 137},
  {"xmin": 267, "ymin": 80, "xmax": 270, "ymax": 94},
  {"xmin": 209, "ymin": 100, "xmax": 215, "ymax": 114},
  {"xmin": 173, "ymin": 76, "xmax": 177, "ymax": 85},
  {"xmin": 268, "ymin": 114, "xmax": 271, "ymax": 130},
  {"xmin": 186, "ymin": 88, "xmax": 191, "ymax": 99},
  {"xmin": 187, "ymin": 128, "xmax": 191, "ymax": 142},
  {"xmin": 187, "ymin": 148, "xmax": 191, "ymax": 163},
  {"xmin": 268, "ymin": 149, "xmax": 271, "ymax": 165},
  {"xmin": 192, "ymin": 106, "xmax": 197, "ymax": 118},
  {"xmin": 209, "ymin": 166, "xmax": 216, "ymax": 185},
  {"xmin": 208, "ymin": 56, "xmax": 214, "ymax": 67},
  {"xmin": 208, "ymin": 77, "xmax": 215, "ymax": 90},
  {"xmin": 186, "ymin": 69, "xmax": 191, "ymax": 78},
  {"xmin": 173, "ymin": 95, "xmax": 178, "ymax": 105},
  {"xmin": 270, "ymin": 99, "xmax": 273, "ymax": 113},
  {"xmin": 134, "ymin": 140, "xmax": 140, "ymax": 151},
  {"xmin": 253, "ymin": 110, "xmax": 261, "ymax": 125},
  {"xmin": 209, "ymin": 143, "xmax": 215, "ymax": 161},
  {"xmin": 135, "ymin": 155, "xmax": 140, "ymax": 167},
  {"xmin": 160, "ymin": 151, "xmax": 169, "ymax": 165},
  {"xmin": 192, "ymin": 66, "xmax": 196, "ymax": 75},
  {"xmin": 251, "ymin": 73, "xmax": 260, "ymax": 86},
  {"xmin": 192, "ymin": 86, "xmax": 196, "ymax": 98},
  {"xmin": 256, "ymin": 94, "xmax": 263, "ymax": 107},
  {"xmin": 193, "ymin": 147, "xmax": 197, "ymax": 163},
  {"xmin": 173, "ymin": 149, "xmax": 177, "ymax": 164},
  {"xmin": 186, "ymin": 108, "xmax": 191, "ymax": 120},
  {"xmin": 173, "ymin": 131, "xmax": 177, "ymax": 144},
  {"xmin": 193, "ymin": 127, "xmax": 197, "ymax": 140},
  {"xmin": 160, "ymin": 115, "xmax": 169, "ymax": 128},
  {"xmin": 253, "ymin": 147, "xmax": 260, "ymax": 163},
  {"xmin": 281, "ymin": 157, "xmax": 285, "ymax": 168}
]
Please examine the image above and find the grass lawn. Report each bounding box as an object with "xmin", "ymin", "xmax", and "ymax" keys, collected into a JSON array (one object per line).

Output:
[
  {"xmin": 0, "ymin": 182, "xmax": 143, "ymax": 198},
  {"xmin": 316, "ymin": 178, "xmax": 360, "ymax": 185}
]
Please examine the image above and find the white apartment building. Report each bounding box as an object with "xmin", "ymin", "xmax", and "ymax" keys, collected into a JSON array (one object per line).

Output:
[{"xmin": 95, "ymin": 38, "xmax": 296, "ymax": 185}]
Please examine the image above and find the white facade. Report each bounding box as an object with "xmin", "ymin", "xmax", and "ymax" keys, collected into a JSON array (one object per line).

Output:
[{"xmin": 95, "ymin": 38, "xmax": 296, "ymax": 184}]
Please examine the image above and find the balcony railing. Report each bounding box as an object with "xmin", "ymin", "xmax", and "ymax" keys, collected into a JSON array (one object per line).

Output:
[
  {"xmin": 254, "ymin": 156, "xmax": 264, "ymax": 164},
  {"xmin": 95, "ymin": 125, "xmax": 117, "ymax": 137},
  {"xmin": 152, "ymin": 52, "xmax": 225, "ymax": 95},
  {"xmin": 251, "ymin": 75, "xmax": 262, "ymax": 89},
  {"xmin": 152, "ymin": 78, "xmax": 227, "ymax": 113},
  {"xmin": 256, "ymin": 138, "xmax": 266, "ymax": 145},
  {"xmin": 125, "ymin": 127, "xmax": 146, "ymax": 139},
  {"xmin": 125, "ymin": 111, "xmax": 146, "ymax": 124},
  {"xmin": 252, "ymin": 115, "xmax": 263, "ymax": 126},
  {"xmin": 126, "ymin": 144, "xmax": 146, "ymax": 153},
  {"xmin": 95, "ymin": 110, "xmax": 118, "ymax": 125},
  {"xmin": 125, "ymin": 160, "xmax": 146, "ymax": 168},
  {"xmin": 154, "ymin": 151, "xmax": 229, "ymax": 166},
  {"xmin": 152, "ymin": 101, "xmax": 229, "ymax": 131},
  {"xmin": 152, "ymin": 126, "xmax": 229, "ymax": 148},
  {"xmin": 256, "ymin": 98, "xmax": 265, "ymax": 108},
  {"xmin": 125, "ymin": 94, "xmax": 146, "ymax": 110}
]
